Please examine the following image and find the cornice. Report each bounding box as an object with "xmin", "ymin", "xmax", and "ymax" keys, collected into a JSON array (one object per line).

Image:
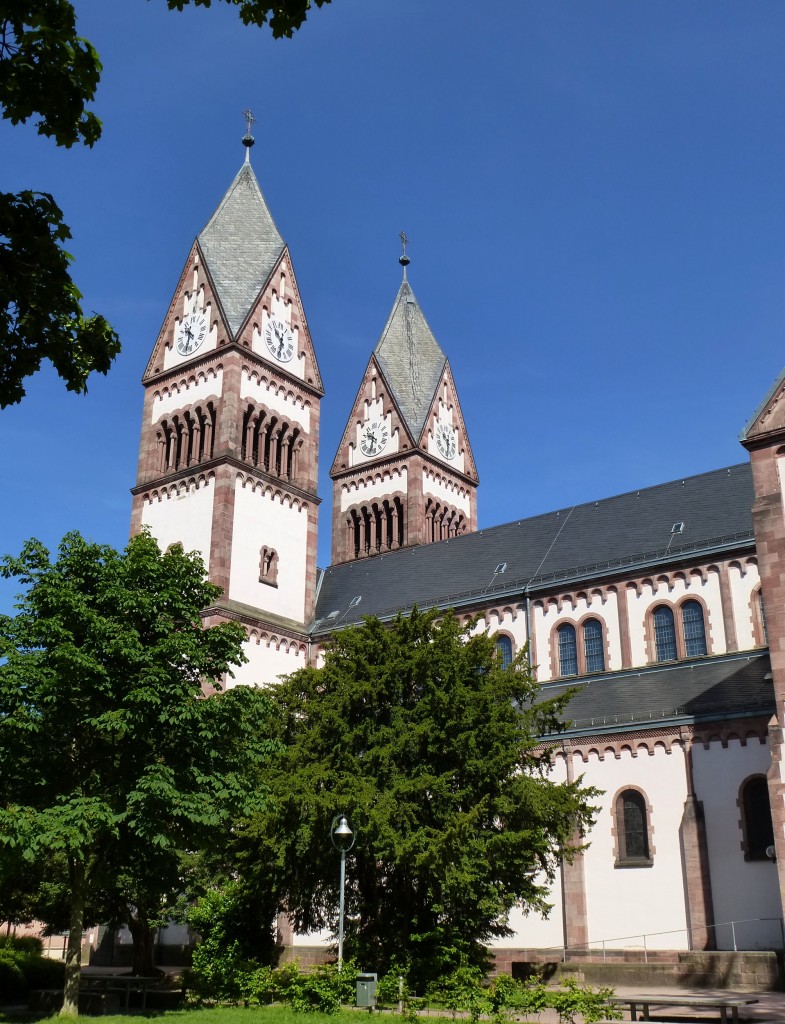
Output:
[{"xmin": 132, "ymin": 455, "xmax": 321, "ymax": 506}]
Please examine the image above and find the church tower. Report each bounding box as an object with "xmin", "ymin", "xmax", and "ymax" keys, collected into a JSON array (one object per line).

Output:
[
  {"xmin": 330, "ymin": 240, "xmax": 478, "ymax": 564},
  {"xmin": 131, "ymin": 120, "xmax": 322, "ymax": 684}
]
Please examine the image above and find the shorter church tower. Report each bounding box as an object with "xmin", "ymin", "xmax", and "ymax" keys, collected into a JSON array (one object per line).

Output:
[{"xmin": 330, "ymin": 239, "xmax": 478, "ymax": 563}]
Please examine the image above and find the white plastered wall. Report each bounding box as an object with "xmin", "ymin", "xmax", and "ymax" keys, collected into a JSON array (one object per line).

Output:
[
  {"xmin": 240, "ymin": 372, "xmax": 310, "ymax": 432},
  {"xmin": 141, "ymin": 477, "xmax": 215, "ymax": 570},
  {"xmin": 227, "ymin": 632, "xmax": 309, "ymax": 689},
  {"xmin": 340, "ymin": 467, "xmax": 407, "ymax": 512},
  {"xmin": 580, "ymin": 744, "xmax": 690, "ymax": 949},
  {"xmin": 693, "ymin": 737, "xmax": 782, "ymax": 949},
  {"xmin": 532, "ymin": 592, "xmax": 622, "ymax": 683},
  {"xmin": 484, "ymin": 606, "xmax": 529, "ymax": 656},
  {"xmin": 152, "ymin": 370, "xmax": 223, "ymax": 421},
  {"xmin": 229, "ymin": 479, "xmax": 308, "ymax": 624},
  {"xmin": 728, "ymin": 560, "xmax": 761, "ymax": 651},
  {"xmin": 492, "ymin": 753, "xmax": 568, "ymax": 950},
  {"xmin": 626, "ymin": 570, "xmax": 726, "ymax": 667},
  {"xmin": 422, "ymin": 468, "xmax": 472, "ymax": 516}
]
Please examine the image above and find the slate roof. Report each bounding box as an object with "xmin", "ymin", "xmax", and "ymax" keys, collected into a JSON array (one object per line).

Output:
[
  {"xmin": 313, "ymin": 462, "xmax": 755, "ymax": 631},
  {"xmin": 198, "ymin": 162, "xmax": 285, "ymax": 338},
  {"xmin": 374, "ymin": 280, "xmax": 447, "ymax": 441},
  {"xmin": 540, "ymin": 652, "xmax": 773, "ymax": 736}
]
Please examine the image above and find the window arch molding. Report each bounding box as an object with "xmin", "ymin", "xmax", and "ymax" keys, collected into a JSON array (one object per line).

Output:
[
  {"xmin": 738, "ymin": 774, "xmax": 775, "ymax": 861},
  {"xmin": 645, "ymin": 594, "xmax": 712, "ymax": 664},
  {"xmin": 549, "ymin": 613, "xmax": 610, "ymax": 679},
  {"xmin": 611, "ymin": 784, "xmax": 655, "ymax": 868}
]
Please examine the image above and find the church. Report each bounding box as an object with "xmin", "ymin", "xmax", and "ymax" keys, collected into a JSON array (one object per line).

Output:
[{"xmin": 131, "ymin": 133, "xmax": 785, "ymax": 966}]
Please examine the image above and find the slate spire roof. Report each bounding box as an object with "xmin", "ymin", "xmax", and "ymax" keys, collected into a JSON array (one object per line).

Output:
[
  {"xmin": 374, "ymin": 280, "xmax": 447, "ymax": 441},
  {"xmin": 197, "ymin": 162, "xmax": 285, "ymax": 338}
]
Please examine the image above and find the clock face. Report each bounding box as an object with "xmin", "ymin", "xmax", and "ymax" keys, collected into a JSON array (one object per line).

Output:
[
  {"xmin": 264, "ymin": 317, "xmax": 295, "ymax": 363},
  {"xmin": 360, "ymin": 420, "xmax": 389, "ymax": 458},
  {"xmin": 176, "ymin": 311, "xmax": 208, "ymax": 356},
  {"xmin": 436, "ymin": 423, "xmax": 457, "ymax": 461}
]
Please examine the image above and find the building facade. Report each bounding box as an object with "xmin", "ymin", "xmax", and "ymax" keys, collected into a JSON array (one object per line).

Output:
[{"xmin": 132, "ymin": 147, "xmax": 785, "ymax": 958}]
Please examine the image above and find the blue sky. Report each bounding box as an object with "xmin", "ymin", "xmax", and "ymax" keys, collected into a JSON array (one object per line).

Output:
[{"xmin": 2, "ymin": 1, "xmax": 785, "ymax": 611}]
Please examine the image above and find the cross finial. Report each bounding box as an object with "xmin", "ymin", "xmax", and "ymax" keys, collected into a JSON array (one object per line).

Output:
[
  {"xmin": 242, "ymin": 108, "xmax": 256, "ymax": 162},
  {"xmin": 399, "ymin": 230, "xmax": 410, "ymax": 279}
]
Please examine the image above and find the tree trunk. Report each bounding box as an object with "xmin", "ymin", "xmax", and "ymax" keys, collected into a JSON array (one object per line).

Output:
[
  {"xmin": 127, "ymin": 906, "xmax": 156, "ymax": 976},
  {"xmin": 61, "ymin": 859, "xmax": 86, "ymax": 1016}
]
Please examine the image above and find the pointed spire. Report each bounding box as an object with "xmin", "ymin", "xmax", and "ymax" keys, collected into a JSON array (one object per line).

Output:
[
  {"xmin": 197, "ymin": 154, "xmax": 285, "ymax": 338},
  {"xmin": 374, "ymin": 248, "xmax": 447, "ymax": 442}
]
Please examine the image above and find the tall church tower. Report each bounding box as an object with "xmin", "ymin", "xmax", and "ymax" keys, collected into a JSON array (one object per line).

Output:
[
  {"xmin": 330, "ymin": 241, "xmax": 478, "ymax": 564},
  {"xmin": 131, "ymin": 123, "xmax": 322, "ymax": 684}
]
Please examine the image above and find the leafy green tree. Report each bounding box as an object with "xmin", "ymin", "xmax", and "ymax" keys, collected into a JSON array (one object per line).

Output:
[
  {"xmin": 0, "ymin": 0, "xmax": 330, "ymax": 406},
  {"xmin": 0, "ymin": 530, "xmax": 277, "ymax": 1015},
  {"xmin": 241, "ymin": 609, "xmax": 597, "ymax": 988}
]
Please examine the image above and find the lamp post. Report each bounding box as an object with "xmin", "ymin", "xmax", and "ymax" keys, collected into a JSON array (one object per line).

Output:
[{"xmin": 330, "ymin": 814, "xmax": 355, "ymax": 967}]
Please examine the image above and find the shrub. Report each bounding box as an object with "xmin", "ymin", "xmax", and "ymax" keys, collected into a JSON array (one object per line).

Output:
[
  {"xmin": 0, "ymin": 936, "xmax": 44, "ymax": 956},
  {"xmin": 0, "ymin": 954, "xmax": 27, "ymax": 1002}
]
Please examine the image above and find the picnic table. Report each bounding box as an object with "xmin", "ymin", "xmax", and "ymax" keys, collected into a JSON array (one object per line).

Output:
[
  {"xmin": 608, "ymin": 992, "xmax": 759, "ymax": 1023},
  {"xmin": 79, "ymin": 973, "xmax": 160, "ymax": 1010}
]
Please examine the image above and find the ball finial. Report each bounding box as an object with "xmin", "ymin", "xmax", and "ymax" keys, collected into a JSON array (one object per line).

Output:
[{"xmin": 399, "ymin": 230, "xmax": 410, "ymax": 276}]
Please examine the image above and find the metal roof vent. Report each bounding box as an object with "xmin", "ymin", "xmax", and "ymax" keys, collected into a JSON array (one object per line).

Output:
[
  {"xmin": 349, "ymin": 596, "xmax": 362, "ymax": 608},
  {"xmin": 326, "ymin": 610, "xmax": 340, "ymax": 621},
  {"xmin": 494, "ymin": 562, "xmax": 507, "ymax": 574},
  {"xmin": 671, "ymin": 522, "xmax": 685, "ymax": 534}
]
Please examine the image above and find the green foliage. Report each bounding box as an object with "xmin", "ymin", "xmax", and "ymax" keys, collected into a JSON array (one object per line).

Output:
[
  {"xmin": 0, "ymin": 189, "xmax": 120, "ymax": 407},
  {"xmin": 0, "ymin": 530, "xmax": 278, "ymax": 1009},
  {"xmin": 0, "ymin": 1, "xmax": 102, "ymax": 146},
  {"xmin": 240, "ymin": 608, "xmax": 597, "ymax": 990},
  {"xmin": 188, "ymin": 933, "xmax": 356, "ymax": 1016},
  {"xmin": 0, "ymin": 941, "xmax": 65, "ymax": 1000},
  {"xmin": 547, "ymin": 979, "xmax": 621, "ymax": 1024},
  {"xmin": 269, "ymin": 959, "xmax": 356, "ymax": 1014},
  {"xmin": 0, "ymin": 935, "xmax": 43, "ymax": 955},
  {"xmin": 0, "ymin": 0, "xmax": 331, "ymax": 404},
  {"xmin": 165, "ymin": 1, "xmax": 332, "ymax": 39},
  {"xmin": 388, "ymin": 969, "xmax": 617, "ymax": 1024}
]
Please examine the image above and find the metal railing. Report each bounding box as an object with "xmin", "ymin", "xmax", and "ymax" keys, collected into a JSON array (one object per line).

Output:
[{"xmin": 534, "ymin": 917, "xmax": 785, "ymax": 962}]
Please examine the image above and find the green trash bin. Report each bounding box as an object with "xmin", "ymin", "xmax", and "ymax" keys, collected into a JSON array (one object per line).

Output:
[{"xmin": 356, "ymin": 973, "xmax": 377, "ymax": 1007}]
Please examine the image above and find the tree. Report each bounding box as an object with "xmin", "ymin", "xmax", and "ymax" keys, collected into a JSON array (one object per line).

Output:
[
  {"xmin": 240, "ymin": 609, "xmax": 597, "ymax": 988},
  {"xmin": 0, "ymin": 530, "xmax": 278, "ymax": 1015},
  {"xmin": 0, "ymin": 0, "xmax": 331, "ymax": 406}
]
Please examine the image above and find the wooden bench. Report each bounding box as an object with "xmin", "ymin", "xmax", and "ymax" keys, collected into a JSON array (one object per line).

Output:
[{"xmin": 609, "ymin": 993, "xmax": 759, "ymax": 1023}]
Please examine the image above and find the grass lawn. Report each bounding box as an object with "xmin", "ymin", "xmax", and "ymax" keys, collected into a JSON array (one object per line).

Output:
[{"xmin": 0, "ymin": 1009, "xmax": 371, "ymax": 1024}]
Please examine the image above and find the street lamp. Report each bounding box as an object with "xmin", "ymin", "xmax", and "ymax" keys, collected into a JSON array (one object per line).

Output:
[{"xmin": 330, "ymin": 814, "xmax": 355, "ymax": 966}]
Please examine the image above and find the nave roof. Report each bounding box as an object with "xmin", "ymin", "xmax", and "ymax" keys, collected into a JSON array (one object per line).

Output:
[{"xmin": 313, "ymin": 462, "xmax": 755, "ymax": 631}]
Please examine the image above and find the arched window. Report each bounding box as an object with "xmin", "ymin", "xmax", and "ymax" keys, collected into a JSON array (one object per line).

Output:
[
  {"xmin": 583, "ymin": 619, "xmax": 605, "ymax": 673},
  {"xmin": 653, "ymin": 605, "xmax": 677, "ymax": 662},
  {"xmin": 259, "ymin": 546, "xmax": 279, "ymax": 587},
  {"xmin": 740, "ymin": 776, "xmax": 775, "ymax": 861},
  {"xmin": 681, "ymin": 600, "xmax": 707, "ymax": 658},
  {"xmin": 495, "ymin": 635, "xmax": 513, "ymax": 670},
  {"xmin": 557, "ymin": 623, "xmax": 578, "ymax": 676},
  {"xmin": 615, "ymin": 789, "xmax": 652, "ymax": 866}
]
